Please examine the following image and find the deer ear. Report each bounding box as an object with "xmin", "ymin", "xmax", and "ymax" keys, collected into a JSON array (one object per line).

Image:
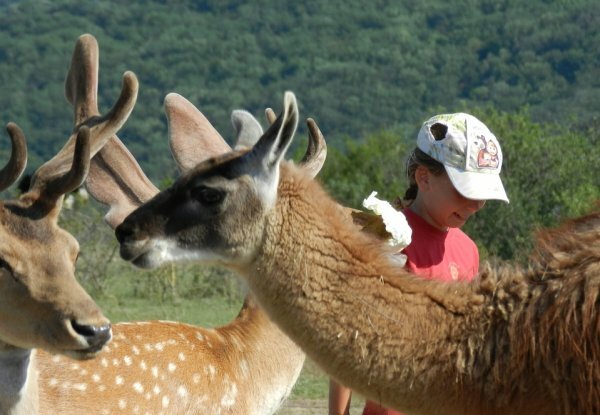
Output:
[
  {"xmin": 165, "ymin": 93, "xmax": 231, "ymax": 172},
  {"xmin": 248, "ymin": 91, "xmax": 298, "ymax": 173},
  {"xmin": 232, "ymin": 110, "xmax": 263, "ymax": 150}
]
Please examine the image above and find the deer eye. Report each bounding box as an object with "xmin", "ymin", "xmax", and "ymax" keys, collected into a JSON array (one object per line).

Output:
[{"xmin": 191, "ymin": 186, "xmax": 225, "ymax": 206}]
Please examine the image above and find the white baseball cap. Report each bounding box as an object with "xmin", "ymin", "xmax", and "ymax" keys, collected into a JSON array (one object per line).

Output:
[{"xmin": 417, "ymin": 113, "xmax": 509, "ymax": 203}]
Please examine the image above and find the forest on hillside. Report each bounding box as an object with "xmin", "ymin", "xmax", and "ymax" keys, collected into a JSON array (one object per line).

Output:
[
  {"xmin": 1, "ymin": 0, "xmax": 598, "ymax": 170},
  {"xmin": 0, "ymin": 0, "xmax": 598, "ymax": 260}
]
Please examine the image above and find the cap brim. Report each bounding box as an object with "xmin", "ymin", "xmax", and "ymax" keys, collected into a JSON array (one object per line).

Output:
[{"xmin": 446, "ymin": 166, "xmax": 509, "ymax": 203}]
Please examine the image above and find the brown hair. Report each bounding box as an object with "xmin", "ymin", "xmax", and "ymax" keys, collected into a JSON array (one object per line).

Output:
[{"xmin": 402, "ymin": 147, "xmax": 445, "ymax": 202}]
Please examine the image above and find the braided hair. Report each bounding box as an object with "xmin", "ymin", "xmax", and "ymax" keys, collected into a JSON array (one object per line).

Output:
[{"xmin": 402, "ymin": 121, "xmax": 449, "ymax": 204}]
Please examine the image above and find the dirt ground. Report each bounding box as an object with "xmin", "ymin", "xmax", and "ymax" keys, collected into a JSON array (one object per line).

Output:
[{"xmin": 278, "ymin": 398, "xmax": 366, "ymax": 414}]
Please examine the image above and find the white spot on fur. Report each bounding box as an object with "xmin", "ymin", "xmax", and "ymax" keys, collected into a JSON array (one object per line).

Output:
[
  {"xmin": 115, "ymin": 375, "xmax": 124, "ymax": 385},
  {"xmin": 49, "ymin": 378, "xmax": 58, "ymax": 386},
  {"xmin": 73, "ymin": 383, "xmax": 87, "ymax": 391},
  {"xmin": 178, "ymin": 352, "xmax": 186, "ymax": 361},
  {"xmin": 239, "ymin": 359, "xmax": 249, "ymax": 378},
  {"xmin": 162, "ymin": 395, "xmax": 170, "ymax": 408},
  {"xmin": 207, "ymin": 365, "xmax": 216, "ymax": 378},
  {"xmin": 101, "ymin": 358, "xmax": 108, "ymax": 367},
  {"xmin": 192, "ymin": 373, "xmax": 201, "ymax": 384},
  {"xmin": 220, "ymin": 382, "xmax": 238, "ymax": 408},
  {"xmin": 168, "ymin": 363, "xmax": 176, "ymax": 372},
  {"xmin": 140, "ymin": 360, "xmax": 147, "ymax": 370},
  {"xmin": 92, "ymin": 374, "xmax": 100, "ymax": 383},
  {"xmin": 177, "ymin": 385, "xmax": 188, "ymax": 397},
  {"xmin": 124, "ymin": 356, "xmax": 132, "ymax": 366},
  {"xmin": 118, "ymin": 399, "xmax": 126, "ymax": 409},
  {"xmin": 132, "ymin": 345, "xmax": 140, "ymax": 355},
  {"xmin": 152, "ymin": 366, "xmax": 159, "ymax": 378},
  {"xmin": 133, "ymin": 382, "xmax": 144, "ymax": 393}
]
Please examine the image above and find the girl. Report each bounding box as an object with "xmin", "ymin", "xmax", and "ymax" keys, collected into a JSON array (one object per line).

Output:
[{"xmin": 329, "ymin": 112, "xmax": 509, "ymax": 415}]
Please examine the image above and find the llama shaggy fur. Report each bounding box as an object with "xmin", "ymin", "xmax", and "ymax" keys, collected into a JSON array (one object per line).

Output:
[{"xmin": 244, "ymin": 162, "xmax": 599, "ymax": 415}]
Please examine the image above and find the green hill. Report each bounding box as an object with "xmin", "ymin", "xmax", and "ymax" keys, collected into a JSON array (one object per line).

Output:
[{"xmin": 1, "ymin": 0, "xmax": 598, "ymax": 179}]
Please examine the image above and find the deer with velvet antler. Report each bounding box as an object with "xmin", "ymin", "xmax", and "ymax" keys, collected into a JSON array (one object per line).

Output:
[
  {"xmin": 89, "ymin": 88, "xmax": 600, "ymax": 415},
  {"xmin": 32, "ymin": 34, "xmax": 335, "ymax": 414},
  {"xmin": 0, "ymin": 52, "xmax": 137, "ymax": 414}
]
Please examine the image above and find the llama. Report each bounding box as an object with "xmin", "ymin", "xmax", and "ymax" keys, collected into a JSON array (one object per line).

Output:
[{"xmin": 102, "ymin": 91, "xmax": 598, "ymax": 414}]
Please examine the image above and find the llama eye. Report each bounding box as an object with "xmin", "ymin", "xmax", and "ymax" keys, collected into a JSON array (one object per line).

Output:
[
  {"xmin": 0, "ymin": 258, "xmax": 13, "ymax": 273},
  {"xmin": 0, "ymin": 257, "xmax": 19, "ymax": 282},
  {"xmin": 191, "ymin": 186, "xmax": 225, "ymax": 206}
]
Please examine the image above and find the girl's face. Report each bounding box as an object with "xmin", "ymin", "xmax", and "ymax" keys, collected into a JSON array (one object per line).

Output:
[{"xmin": 412, "ymin": 166, "xmax": 485, "ymax": 230}]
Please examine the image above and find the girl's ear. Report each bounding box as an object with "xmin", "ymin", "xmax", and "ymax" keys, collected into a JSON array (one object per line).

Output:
[{"xmin": 414, "ymin": 165, "xmax": 431, "ymax": 191}]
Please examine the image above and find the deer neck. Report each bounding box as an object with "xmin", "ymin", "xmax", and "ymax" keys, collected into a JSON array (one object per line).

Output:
[
  {"xmin": 243, "ymin": 164, "xmax": 493, "ymax": 414},
  {"xmin": 0, "ymin": 345, "xmax": 39, "ymax": 415},
  {"xmin": 226, "ymin": 298, "xmax": 306, "ymax": 414}
]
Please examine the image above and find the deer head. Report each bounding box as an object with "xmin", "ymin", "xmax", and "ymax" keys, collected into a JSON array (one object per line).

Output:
[{"xmin": 0, "ymin": 34, "xmax": 138, "ymax": 362}]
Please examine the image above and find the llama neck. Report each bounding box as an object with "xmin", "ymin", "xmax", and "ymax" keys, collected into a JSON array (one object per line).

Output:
[
  {"xmin": 0, "ymin": 345, "xmax": 39, "ymax": 415},
  {"xmin": 245, "ymin": 164, "xmax": 492, "ymax": 414}
]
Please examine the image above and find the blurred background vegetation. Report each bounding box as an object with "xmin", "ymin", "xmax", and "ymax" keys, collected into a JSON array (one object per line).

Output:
[{"xmin": 1, "ymin": 0, "xmax": 598, "ymax": 405}]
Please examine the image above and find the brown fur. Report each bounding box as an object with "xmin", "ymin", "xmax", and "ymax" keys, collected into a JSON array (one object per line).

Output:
[
  {"xmin": 36, "ymin": 297, "xmax": 305, "ymax": 415},
  {"xmin": 242, "ymin": 162, "xmax": 599, "ymax": 415},
  {"xmin": 112, "ymin": 92, "xmax": 597, "ymax": 414}
]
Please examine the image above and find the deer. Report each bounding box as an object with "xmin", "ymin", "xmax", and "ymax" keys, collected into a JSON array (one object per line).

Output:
[
  {"xmin": 34, "ymin": 33, "xmax": 327, "ymax": 414},
  {"xmin": 106, "ymin": 90, "xmax": 599, "ymax": 415},
  {"xmin": 0, "ymin": 57, "xmax": 137, "ymax": 413}
]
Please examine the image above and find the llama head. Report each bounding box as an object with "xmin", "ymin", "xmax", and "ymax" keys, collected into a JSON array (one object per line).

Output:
[{"xmin": 114, "ymin": 92, "xmax": 301, "ymax": 269}]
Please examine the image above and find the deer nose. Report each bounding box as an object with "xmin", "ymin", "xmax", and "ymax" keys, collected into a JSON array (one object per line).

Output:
[{"xmin": 71, "ymin": 320, "xmax": 112, "ymax": 350}]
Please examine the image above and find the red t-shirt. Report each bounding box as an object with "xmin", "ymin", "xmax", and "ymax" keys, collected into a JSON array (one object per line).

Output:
[
  {"xmin": 362, "ymin": 208, "xmax": 479, "ymax": 415},
  {"xmin": 401, "ymin": 208, "xmax": 479, "ymax": 282}
]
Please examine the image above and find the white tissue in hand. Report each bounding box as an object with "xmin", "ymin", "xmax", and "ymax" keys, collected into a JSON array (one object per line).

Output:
[{"xmin": 362, "ymin": 191, "xmax": 412, "ymax": 249}]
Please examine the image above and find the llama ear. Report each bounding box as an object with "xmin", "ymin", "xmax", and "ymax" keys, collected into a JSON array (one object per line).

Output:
[
  {"xmin": 247, "ymin": 91, "xmax": 298, "ymax": 172},
  {"xmin": 231, "ymin": 110, "xmax": 264, "ymax": 150}
]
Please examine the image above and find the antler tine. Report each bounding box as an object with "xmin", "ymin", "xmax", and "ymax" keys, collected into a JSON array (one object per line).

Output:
[
  {"xmin": 65, "ymin": 33, "xmax": 100, "ymax": 125},
  {"xmin": 28, "ymin": 127, "xmax": 91, "ymax": 201},
  {"xmin": 299, "ymin": 118, "xmax": 327, "ymax": 178},
  {"xmin": 165, "ymin": 93, "xmax": 231, "ymax": 172},
  {"xmin": 29, "ymin": 70, "xmax": 138, "ymax": 201},
  {"xmin": 88, "ymin": 136, "xmax": 159, "ymax": 229},
  {"xmin": 266, "ymin": 107, "xmax": 326, "ymax": 178},
  {"xmin": 265, "ymin": 107, "xmax": 277, "ymax": 125},
  {"xmin": 0, "ymin": 122, "xmax": 28, "ymax": 192}
]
